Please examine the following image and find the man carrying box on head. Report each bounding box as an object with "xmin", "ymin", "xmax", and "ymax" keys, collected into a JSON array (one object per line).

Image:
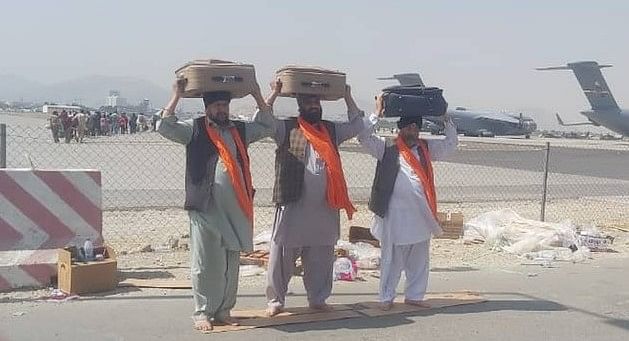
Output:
[
  {"xmin": 263, "ymin": 78, "xmax": 364, "ymax": 316},
  {"xmin": 158, "ymin": 76, "xmax": 274, "ymax": 332},
  {"xmin": 358, "ymin": 95, "xmax": 457, "ymax": 311}
]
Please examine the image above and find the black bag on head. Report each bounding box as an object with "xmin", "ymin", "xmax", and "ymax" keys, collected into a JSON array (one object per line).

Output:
[{"xmin": 382, "ymin": 86, "xmax": 447, "ymax": 118}]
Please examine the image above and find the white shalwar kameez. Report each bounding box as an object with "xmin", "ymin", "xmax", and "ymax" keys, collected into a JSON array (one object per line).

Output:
[{"xmin": 358, "ymin": 114, "xmax": 458, "ymax": 302}]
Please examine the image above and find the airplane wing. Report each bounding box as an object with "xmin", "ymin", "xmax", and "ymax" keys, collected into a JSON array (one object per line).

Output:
[
  {"xmin": 555, "ymin": 113, "xmax": 596, "ymax": 126},
  {"xmin": 475, "ymin": 115, "xmax": 520, "ymax": 124}
]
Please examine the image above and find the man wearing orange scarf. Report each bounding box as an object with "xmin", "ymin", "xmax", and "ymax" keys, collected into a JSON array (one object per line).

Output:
[
  {"xmin": 358, "ymin": 95, "xmax": 458, "ymax": 311},
  {"xmin": 263, "ymin": 80, "xmax": 364, "ymax": 316},
  {"xmin": 158, "ymin": 78, "xmax": 274, "ymax": 332}
]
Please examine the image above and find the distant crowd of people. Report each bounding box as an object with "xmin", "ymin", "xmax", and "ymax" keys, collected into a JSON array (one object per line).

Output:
[{"xmin": 47, "ymin": 110, "xmax": 160, "ymax": 143}]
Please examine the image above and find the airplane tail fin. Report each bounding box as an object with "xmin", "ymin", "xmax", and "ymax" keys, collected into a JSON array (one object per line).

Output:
[
  {"xmin": 555, "ymin": 113, "xmax": 565, "ymax": 126},
  {"xmin": 537, "ymin": 61, "xmax": 619, "ymax": 111},
  {"xmin": 377, "ymin": 73, "xmax": 425, "ymax": 87}
]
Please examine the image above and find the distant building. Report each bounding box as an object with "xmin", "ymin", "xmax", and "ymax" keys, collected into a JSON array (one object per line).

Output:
[
  {"xmin": 139, "ymin": 98, "xmax": 151, "ymax": 112},
  {"xmin": 106, "ymin": 90, "xmax": 127, "ymax": 107}
]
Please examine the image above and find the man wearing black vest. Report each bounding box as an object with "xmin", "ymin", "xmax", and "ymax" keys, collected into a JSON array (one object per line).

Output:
[
  {"xmin": 263, "ymin": 79, "xmax": 364, "ymax": 316},
  {"xmin": 158, "ymin": 78, "xmax": 274, "ymax": 332},
  {"xmin": 359, "ymin": 95, "xmax": 457, "ymax": 311}
]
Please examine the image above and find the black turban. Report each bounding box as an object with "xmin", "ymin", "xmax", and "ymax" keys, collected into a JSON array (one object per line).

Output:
[
  {"xmin": 202, "ymin": 91, "xmax": 231, "ymax": 107},
  {"xmin": 397, "ymin": 116, "xmax": 423, "ymax": 129}
]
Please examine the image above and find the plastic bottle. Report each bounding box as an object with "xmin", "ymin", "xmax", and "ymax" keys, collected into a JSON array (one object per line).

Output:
[{"xmin": 84, "ymin": 239, "xmax": 94, "ymax": 261}]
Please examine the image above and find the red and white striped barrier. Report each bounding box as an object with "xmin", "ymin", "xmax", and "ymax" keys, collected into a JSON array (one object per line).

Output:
[{"xmin": 0, "ymin": 169, "xmax": 103, "ymax": 290}]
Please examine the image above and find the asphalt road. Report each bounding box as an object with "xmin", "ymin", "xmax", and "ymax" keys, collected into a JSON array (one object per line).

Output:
[{"xmin": 2, "ymin": 256, "xmax": 628, "ymax": 341}]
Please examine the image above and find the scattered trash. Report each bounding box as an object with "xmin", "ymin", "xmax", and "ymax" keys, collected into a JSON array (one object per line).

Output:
[
  {"xmin": 166, "ymin": 236, "xmax": 179, "ymax": 249},
  {"xmin": 239, "ymin": 265, "xmax": 265, "ymax": 277},
  {"xmin": 578, "ymin": 227, "xmax": 615, "ymax": 252},
  {"xmin": 138, "ymin": 244, "xmax": 154, "ymax": 253},
  {"xmin": 464, "ymin": 209, "xmax": 580, "ymax": 255},
  {"xmin": 45, "ymin": 289, "xmax": 80, "ymax": 303},
  {"xmin": 253, "ymin": 230, "xmax": 272, "ymax": 248},
  {"xmin": 333, "ymin": 257, "xmax": 357, "ymax": 281},
  {"xmin": 240, "ymin": 250, "xmax": 270, "ymax": 267},
  {"xmin": 12, "ymin": 311, "xmax": 26, "ymax": 317},
  {"xmin": 527, "ymin": 273, "xmax": 538, "ymax": 277},
  {"xmin": 336, "ymin": 241, "xmax": 381, "ymax": 270},
  {"xmin": 348, "ymin": 226, "xmax": 379, "ymax": 247},
  {"xmin": 462, "ymin": 209, "xmax": 613, "ymax": 264},
  {"xmin": 178, "ymin": 238, "xmax": 190, "ymax": 251}
]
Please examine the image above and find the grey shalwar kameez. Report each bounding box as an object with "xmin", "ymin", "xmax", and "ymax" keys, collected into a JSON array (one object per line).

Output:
[
  {"xmin": 265, "ymin": 110, "xmax": 364, "ymax": 309},
  {"xmin": 158, "ymin": 109, "xmax": 274, "ymax": 322}
]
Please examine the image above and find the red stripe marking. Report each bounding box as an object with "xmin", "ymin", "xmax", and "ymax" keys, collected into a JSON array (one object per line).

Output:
[
  {"xmin": 85, "ymin": 171, "xmax": 101, "ymax": 186},
  {"xmin": 0, "ymin": 172, "xmax": 74, "ymax": 248},
  {"xmin": 20, "ymin": 264, "xmax": 56, "ymax": 287},
  {"xmin": 0, "ymin": 275, "xmax": 12, "ymax": 291},
  {"xmin": 34, "ymin": 171, "xmax": 102, "ymax": 235},
  {"xmin": 0, "ymin": 216, "xmax": 23, "ymax": 250}
]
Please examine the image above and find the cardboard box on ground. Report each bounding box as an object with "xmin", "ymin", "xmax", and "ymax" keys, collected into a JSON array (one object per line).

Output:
[
  {"xmin": 57, "ymin": 246, "xmax": 117, "ymax": 294},
  {"xmin": 436, "ymin": 212, "xmax": 464, "ymax": 239}
]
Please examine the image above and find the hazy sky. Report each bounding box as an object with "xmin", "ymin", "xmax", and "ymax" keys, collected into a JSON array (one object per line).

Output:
[{"xmin": 2, "ymin": 0, "xmax": 628, "ymax": 129}]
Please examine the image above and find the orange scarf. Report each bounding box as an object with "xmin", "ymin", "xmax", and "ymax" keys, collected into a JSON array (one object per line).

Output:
[
  {"xmin": 204, "ymin": 121, "xmax": 254, "ymax": 224},
  {"xmin": 297, "ymin": 117, "xmax": 356, "ymax": 220},
  {"xmin": 396, "ymin": 137, "xmax": 437, "ymax": 218}
]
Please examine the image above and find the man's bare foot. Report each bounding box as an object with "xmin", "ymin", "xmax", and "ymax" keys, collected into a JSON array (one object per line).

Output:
[
  {"xmin": 266, "ymin": 305, "xmax": 283, "ymax": 317},
  {"xmin": 214, "ymin": 316, "xmax": 240, "ymax": 326},
  {"xmin": 380, "ymin": 301, "xmax": 394, "ymax": 311},
  {"xmin": 193, "ymin": 320, "xmax": 213, "ymax": 332},
  {"xmin": 404, "ymin": 299, "xmax": 431, "ymax": 308},
  {"xmin": 309, "ymin": 303, "xmax": 333, "ymax": 312}
]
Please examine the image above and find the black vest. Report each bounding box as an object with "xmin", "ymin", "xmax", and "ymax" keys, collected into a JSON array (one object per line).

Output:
[
  {"xmin": 184, "ymin": 117, "xmax": 247, "ymax": 211},
  {"xmin": 272, "ymin": 118, "xmax": 337, "ymax": 205},
  {"xmin": 368, "ymin": 139, "xmax": 429, "ymax": 218}
]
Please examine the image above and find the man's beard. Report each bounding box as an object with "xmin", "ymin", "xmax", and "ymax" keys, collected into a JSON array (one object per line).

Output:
[
  {"xmin": 212, "ymin": 112, "xmax": 230, "ymax": 126},
  {"xmin": 399, "ymin": 131, "xmax": 419, "ymax": 146},
  {"xmin": 299, "ymin": 108, "xmax": 322, "ymax": 124}
]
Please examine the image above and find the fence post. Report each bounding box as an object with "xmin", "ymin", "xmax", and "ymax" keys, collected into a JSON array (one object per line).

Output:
[
  {"xmin": 0, "ymin": 124, "xmax": 6, "ymax": 168},
  {"xmin": 540, "ymin": 142, "xmax": 551, "ymax": 221}
]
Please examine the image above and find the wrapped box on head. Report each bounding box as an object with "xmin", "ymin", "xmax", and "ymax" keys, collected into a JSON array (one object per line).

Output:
[
  {"xmin": 175, "ymin": 59, "xmax": 256, "ymax": 99},
  {"xmin": 381, "ymin": 85, "xmax": 448, "ymax": 118},
  {"xmin": 276, "ymin": 65, "xmax": 346, "ymax": 101}
]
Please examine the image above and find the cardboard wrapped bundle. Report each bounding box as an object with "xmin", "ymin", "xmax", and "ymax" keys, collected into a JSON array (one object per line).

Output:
[
  {"xmin": 175, "ymin": 59, "xmax": 256, "ymax": 98},
  {"xmin": 276, "ymin": 65, "xmax": 346, "ymax": 101}
]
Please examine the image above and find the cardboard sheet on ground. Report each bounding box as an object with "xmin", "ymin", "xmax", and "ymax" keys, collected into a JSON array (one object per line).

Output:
[
  {"xmin": 210, "ymin": 304, "xmax": 358, "ymax": 333},
  {"xmin": 209, "ymin": 292, "xmax": 484, "ymax": 333},
  {"xmin": 356, "ymin": 292, "xmax": 486, "ymax": 317},
  {"xmin": 118, "ymin": 279, "xmax": 191, "ymax": 289}
]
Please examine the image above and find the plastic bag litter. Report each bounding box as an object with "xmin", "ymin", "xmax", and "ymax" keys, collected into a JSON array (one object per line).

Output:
[
  {"xmin": 463, "ymin": 209, "xmax": 580, "ymax": 255},
  {"xmin": 336, "ymin": 241, "xmax": 381, "ymax": 270},
  {"xmin": 333, "ymin": 257, "xmax": 357, "ymax": 281},
  {"xmin": 523, "ymin": 247, "xmax": 591, "ymax": 265},
  {"xmin": 45, "ymin": 289, "xmax": 80, "ymax": 303},
  {"xmin": 239, "ymin": 265, "xmax": 265, "ymax": 277}
]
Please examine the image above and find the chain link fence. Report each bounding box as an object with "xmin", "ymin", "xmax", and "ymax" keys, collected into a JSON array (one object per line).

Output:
[{"xmin": 2, "ymin": 122, "xmax": 629, "ymax": 253}]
